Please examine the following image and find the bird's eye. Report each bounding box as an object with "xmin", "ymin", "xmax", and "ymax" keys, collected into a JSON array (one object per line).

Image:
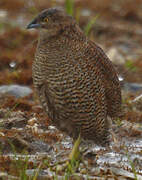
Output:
[{"xmin": 43, "ymin": 17, "xmax": 48, "ymax": 22}]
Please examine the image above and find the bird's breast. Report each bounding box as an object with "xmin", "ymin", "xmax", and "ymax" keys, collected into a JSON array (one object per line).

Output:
[{"xmin": 33, "ymin": 47, "xmax": 104, "ymax": 116}]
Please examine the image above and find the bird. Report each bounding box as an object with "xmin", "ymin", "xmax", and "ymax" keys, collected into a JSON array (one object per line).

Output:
[{"xmin": 27, "ymin": 7, "xmax": 121, "ymax": 148}]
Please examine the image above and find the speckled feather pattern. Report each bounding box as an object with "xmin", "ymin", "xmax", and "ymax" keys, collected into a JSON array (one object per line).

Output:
[{"xmin": 32, "ymin": 12, "xmax": 121, "ymax": 146}]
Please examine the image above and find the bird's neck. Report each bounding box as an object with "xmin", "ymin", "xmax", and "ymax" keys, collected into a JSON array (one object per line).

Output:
[{"xmin": 38, "ymin": 24, "xmax": 87, "ymax": 51}]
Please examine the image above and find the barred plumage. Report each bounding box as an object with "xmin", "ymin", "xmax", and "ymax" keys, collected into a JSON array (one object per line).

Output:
[{"xmin": 27, "ymin": 8, "xmax": 121, "ymax": 146}]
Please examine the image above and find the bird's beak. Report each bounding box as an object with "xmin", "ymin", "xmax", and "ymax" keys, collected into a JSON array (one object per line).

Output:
[{"xmin": 27, "ymin": 19, "xmax": 41, "ymax": 29}]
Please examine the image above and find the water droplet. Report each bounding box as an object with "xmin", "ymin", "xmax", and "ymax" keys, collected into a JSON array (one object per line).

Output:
[
  {"xmin": 118, "ymin": 75, "xmax": 124, "ymax": 81},
  {"xmin": 9, "ymin": 61, "xmax": 16, "ymax": 68}
]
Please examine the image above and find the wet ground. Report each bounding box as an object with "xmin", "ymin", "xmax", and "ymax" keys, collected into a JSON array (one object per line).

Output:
[{"xmin": 0, "ymin": 0, "xmax": 142, "ymax": 179}]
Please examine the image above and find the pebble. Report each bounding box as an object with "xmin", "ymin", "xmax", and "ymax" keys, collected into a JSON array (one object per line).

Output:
[{"xmin": 0, "ymin": 84, "xmax": 32, "ymax": 98}]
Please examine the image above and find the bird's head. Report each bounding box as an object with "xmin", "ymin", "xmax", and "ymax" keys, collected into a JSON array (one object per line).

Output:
[{"xmin": 27, "ymin": 7, "xmax": 76, "ymax": 38}]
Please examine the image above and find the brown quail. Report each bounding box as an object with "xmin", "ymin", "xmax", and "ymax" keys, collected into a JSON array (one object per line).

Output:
[{"xmin": 27, "ymin": 7, "xmax": 121, "ymax": 146}]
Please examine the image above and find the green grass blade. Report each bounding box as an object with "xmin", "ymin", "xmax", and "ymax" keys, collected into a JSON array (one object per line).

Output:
[
  {"xmin": 65, "ymin": 0, "xmax": 74, "ymax": 16},
  {"xmin": 84, "ymin": 14, "xmax": 99, "ymax": 36},
  {"xmin": 125, "ymin": 149, "xmax": 138, "ymax": 180}
]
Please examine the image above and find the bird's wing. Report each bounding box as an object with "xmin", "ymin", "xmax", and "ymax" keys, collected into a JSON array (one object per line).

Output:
[
  {"xmin": 90, "ymin": 41, "xmax": 122, "ymax": 118},
  {"xmin": 79, "ymin": 72, "xmax": 110, "ymax": 146},
  {"xmin": 37, "ymin": 83, "xmax": 55, "ymax": 121}
]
